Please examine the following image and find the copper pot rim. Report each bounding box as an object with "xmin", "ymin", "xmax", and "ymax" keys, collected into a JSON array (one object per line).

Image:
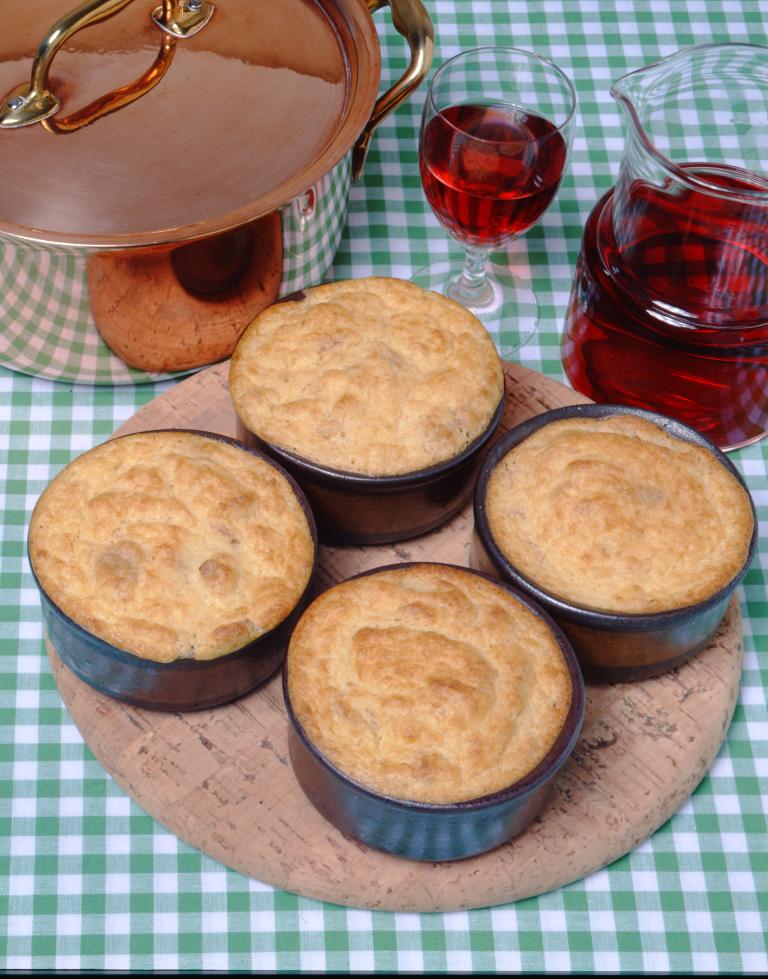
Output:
[{"xmin": 0, "ymin": 156, "xmax": 360, "ymax": 253}]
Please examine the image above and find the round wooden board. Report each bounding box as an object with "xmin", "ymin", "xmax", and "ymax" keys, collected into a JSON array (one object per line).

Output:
[{"xmin": 47, "ymin": 361, "xmax": 743, "ymax": 912}]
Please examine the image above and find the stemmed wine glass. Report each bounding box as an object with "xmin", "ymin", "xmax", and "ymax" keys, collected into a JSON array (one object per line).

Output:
[{"xmin": 414, "ymin": 47, "xmax": 577, "ymax": 355}]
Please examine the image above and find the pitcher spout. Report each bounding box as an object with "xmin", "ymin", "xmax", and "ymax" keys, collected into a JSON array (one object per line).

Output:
[
  {"xmin": 610, "ymin": 42, "xmax": 768, "ymax": 189},
  {"xmin": 609, "ymin": 45, "xmax": 695, "ymax": 112}
]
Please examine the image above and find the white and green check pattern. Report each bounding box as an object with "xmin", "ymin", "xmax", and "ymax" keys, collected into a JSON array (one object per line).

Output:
[{"xmin": 1, "ymin": 1, "xmax": 767, "ymax": 972}]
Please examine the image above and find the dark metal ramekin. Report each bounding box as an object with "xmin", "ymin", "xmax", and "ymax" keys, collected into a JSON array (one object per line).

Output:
[
  {"xmin": 473, "ymin": 405, "xmax": 758, "ymax": 683},
  {"xmin": 283, "ymin": 562, "xmax": 585, "ymax": 862},
  {"xmin": 235, "ymin": 388, "xmax": 506, "ymax": 546},
  {"xmin": 29, "ymin": 430, "xmax": 318, "ymax": 711}
]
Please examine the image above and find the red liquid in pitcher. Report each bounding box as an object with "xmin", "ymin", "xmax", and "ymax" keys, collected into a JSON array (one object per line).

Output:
[
  {"xmin": 563, "ymin": 165, "xmax": 768, "ymax": 449},
  {"xmin": 420, "ymin": 104, "xmax": 568, "ymax": 248}
]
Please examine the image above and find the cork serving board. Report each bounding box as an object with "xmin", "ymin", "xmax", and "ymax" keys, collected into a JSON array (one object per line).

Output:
[{"xmin": 46, "ymin": 361, "xmax": 744, "ymax": 912}]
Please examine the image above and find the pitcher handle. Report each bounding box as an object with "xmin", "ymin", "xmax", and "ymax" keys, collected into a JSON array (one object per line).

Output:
[{"xmin": 352, "ymin": 0, "xmax": 435, "ymax": 180}]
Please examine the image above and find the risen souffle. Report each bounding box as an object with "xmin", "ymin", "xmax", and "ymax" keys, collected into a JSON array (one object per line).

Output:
[
  {"xmin": 29, "ymin": 431, "xmax": 315, "ymax": 663},
  {"xmin": 229, "ymin": 277, "xmax": 504, "ymax": 476},
  {"xmin": 485, "ymin": 414, "xmax": 754, "ymax": 614},
  {"xmin": 286, "ymin": 564, "xmax": 572, "ymax": 804}
]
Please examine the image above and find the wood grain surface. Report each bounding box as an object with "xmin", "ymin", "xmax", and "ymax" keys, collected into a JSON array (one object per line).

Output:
[{"xmin": 46, "ymin": 360, "xmax": 744, "ymax": 912}]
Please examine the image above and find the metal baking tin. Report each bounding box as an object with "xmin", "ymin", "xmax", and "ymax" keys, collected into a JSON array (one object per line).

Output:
[
  {"xmin": 237, "ymin": 390, "xmax": 506, "ymax": 546},
  {"xmin": 283, "ymin": 562, "xmax": 585, "ymax": 862},
  {"xmin": 473, "ymin": 404, "xmax": 758, "ymax": 683},
  {"xmin": 29, "ymin": 430, "xmax": 318, "ymax": 711}
]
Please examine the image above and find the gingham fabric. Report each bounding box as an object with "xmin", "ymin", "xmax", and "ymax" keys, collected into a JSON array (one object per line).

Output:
[{"xmin": 1, "ymin": 1, "xmax": 767, "ymax": 973}]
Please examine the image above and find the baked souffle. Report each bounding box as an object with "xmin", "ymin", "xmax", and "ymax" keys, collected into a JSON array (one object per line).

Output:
[
  {"xmin": 228, "ymin": 277, "xmax": 504, "ymax": 476},
  {"xmin": 29, "ymin": 431, "xmax": 315, "ymax": 663},
  {"xmin": 286, "ymin": 564, "xmax": 573, "ymax": 805},
  {"xmin": 485, "ymin": 414, "xmax": 754, "ymax": 614}
]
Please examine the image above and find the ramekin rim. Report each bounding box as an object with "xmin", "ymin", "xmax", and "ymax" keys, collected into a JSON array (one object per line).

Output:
[
  {"xmin": 283, "ymin": 560, "xmax": 586, "ymax": 813},
  {"xmin": 238, "ymin": 388, "xmax": 507, "ymax": 489},
  {"xmin": 473, "ymin": 403, "xmax": 758, "ymax": 629},
  {"xmin": 27, "ymin": 427, "xmax": 319, "ymax": 669}
]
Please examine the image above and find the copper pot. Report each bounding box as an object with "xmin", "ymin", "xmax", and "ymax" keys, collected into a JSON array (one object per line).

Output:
[{"xmin": 0, "ymin": 0, "xmax": 433, "ymax": 374}]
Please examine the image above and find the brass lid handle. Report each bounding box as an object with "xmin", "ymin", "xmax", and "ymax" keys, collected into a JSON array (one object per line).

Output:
[
  {"xmin": 152, "ymin": 0, "xmax": 214, "ymax": 37},
  {"xmin": 0, "ymin": 0, "xmax": 214, "ymax": 131},
  {"xmin": 352, "ymin": 0, "xmax": 435, "ymax": 180}
]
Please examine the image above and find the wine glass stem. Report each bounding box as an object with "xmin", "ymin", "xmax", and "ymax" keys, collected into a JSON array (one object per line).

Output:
[{"xmin": 451, "ymin": 246, "xmax": 493, "ymax": 307}]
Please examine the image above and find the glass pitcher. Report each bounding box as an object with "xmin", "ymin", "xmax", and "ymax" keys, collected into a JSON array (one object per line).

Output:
[{"xmin": 562, "ymin": 43, "xmax": 768, "ymax": 450}]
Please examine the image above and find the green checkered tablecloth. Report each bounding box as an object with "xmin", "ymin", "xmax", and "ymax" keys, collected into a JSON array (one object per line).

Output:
[{"xmin": 2, "ymin": 0, "xmax": 767, "ymax": 972}]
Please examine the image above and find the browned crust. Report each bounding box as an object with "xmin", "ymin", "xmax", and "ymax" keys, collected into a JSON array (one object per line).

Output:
[
  {"xmin": 486, "ymin": 415, "xmax": 754, "ymax": 613},
  {"xmin": 229, "ymin": 277, "xmax": 504, "ymax": 475},
  {"xmin": 29, "ymin": 431, "xmax": 314, "ymax": 663},
  {"xmin": 287, "ymin": 565, "xmax": 572, "ymax": 804}
]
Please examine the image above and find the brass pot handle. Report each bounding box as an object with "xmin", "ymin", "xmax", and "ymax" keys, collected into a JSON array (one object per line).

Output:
[
  {"xmin": 0, "ymin": 0, "xmax": 214, "ymax": 132},
  {"xmin": 352, "ymin": 0, "xmax": 435, "ymax": 180}
]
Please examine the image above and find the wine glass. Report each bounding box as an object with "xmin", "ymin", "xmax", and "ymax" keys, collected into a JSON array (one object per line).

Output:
[{"xmin": 414, "ymin": 47, "xmax": 576, "ymax": 355}]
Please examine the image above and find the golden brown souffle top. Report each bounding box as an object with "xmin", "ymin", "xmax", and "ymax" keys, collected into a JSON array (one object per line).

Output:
[
  {"xmin": 228, "ymin": 277, "xmax": 504, "ymax": 476},
  {"xmin": 286, "ymin": 564, "xmax": 572, "ymax": 805},
  {"xmin": 485, "ymin": 415, "xmax": 754, "ymax": 615},
  {"xmin": 29, "ymin": 431, "xmax": 315, "ymax": 663}
]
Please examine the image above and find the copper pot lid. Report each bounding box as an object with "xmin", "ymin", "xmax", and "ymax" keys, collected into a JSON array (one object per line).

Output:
[{"xmin": 0, "ymin": 0, "xmax": 414, "ymax": 249}]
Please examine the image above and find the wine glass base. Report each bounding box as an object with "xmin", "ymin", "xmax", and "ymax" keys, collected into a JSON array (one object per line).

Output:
[{"xmin": 411, "ymin": 259, "xmax": 538, "ymax": 359}]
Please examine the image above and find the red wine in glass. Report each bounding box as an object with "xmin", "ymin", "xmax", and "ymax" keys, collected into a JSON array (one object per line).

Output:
[
  {"xmin": 412, "ymin": 49, "xmax": 576, "ymax": 354},
  {"xmin": 419, "ymin": 103, "xmax": 569, "ymax": 248}
]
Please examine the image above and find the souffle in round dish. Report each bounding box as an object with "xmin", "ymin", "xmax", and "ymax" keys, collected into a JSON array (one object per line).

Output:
[
  {"xmin": 284, "ymin": 563, "xmax": 584, "ymax": 861},
  {"xmin": 29, "ymin": 430, "xmax": 316, "ymax": 709},
  {"xmin": 473, "ymin": 405, "xmax": 757, "ymax": 681},
  {"xmin": 229, "ymin": 277, "xmax": 505, "ymax": 543}
]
